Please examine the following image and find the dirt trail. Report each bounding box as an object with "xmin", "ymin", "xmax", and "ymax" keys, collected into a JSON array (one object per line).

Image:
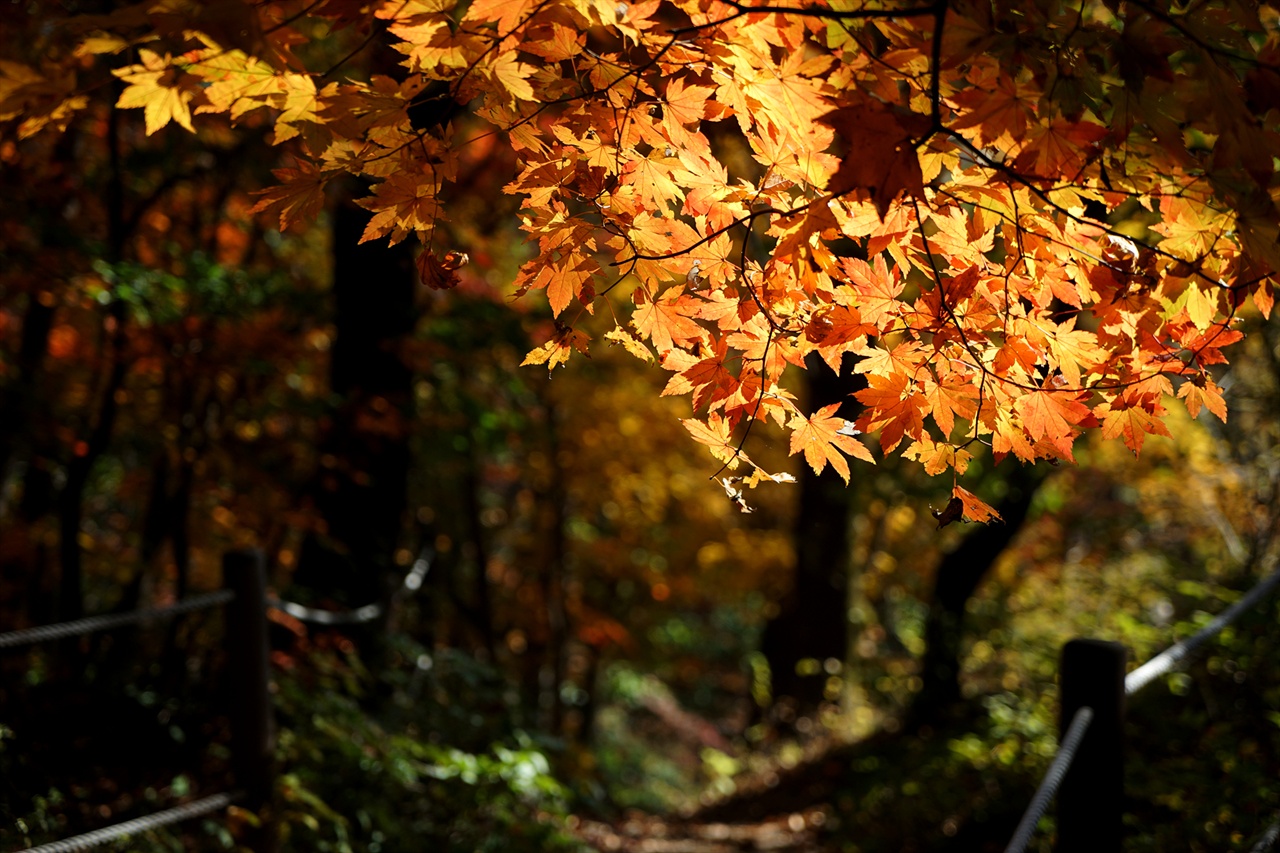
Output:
[{"xmin": 574, "ymin": 808, "xmax": 833, "ymax": 853}]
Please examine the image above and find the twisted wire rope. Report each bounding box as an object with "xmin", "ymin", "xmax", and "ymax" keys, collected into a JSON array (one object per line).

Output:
[
  {"xmin": 1001, "ymin": 706, "xmax": 1094, "ymax": 853},
  {"xmin": 266, "ymin": 596, "xmax": 382, "ymax": 625},
  {"xmin": 1125, "ymin": 556, "xmax": 1280, "ymax": 696},
  {"xmin": 266, "ymin": 546, "xmax": 432, "ymax": 626},
  {"xmin": 14, "ymin": 792, "xmax": 237, "ymax": 853},
  {"xmin": 1003, "ymin": 553, "xmax": 1280, "ymax": 853},
  {"xmin": 0, "ymin": 591, "xmax": 235, "ymax": 650},
  {"xmin": 1251, "ymin": 816, "xmax": 1280, "ymax": 853}
]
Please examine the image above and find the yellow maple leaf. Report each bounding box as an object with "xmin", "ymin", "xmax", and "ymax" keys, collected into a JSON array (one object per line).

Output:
[
  {"xmin": 487, "ymin": 52, "xmax": 536, "ymax": 106},
  {"xmin": 356, "ymin": 172, "xmax": 442, "ymax": 246},
  {"xmin": 604, "ymin": 325, "xmax": 655, "ymax": 362},
  {"xmin": 522, "ymin": 326, "xmax": 590, "ymax": 371},
  {"xmin": 114, "ymin": 49, "xmax": 195, "ymax": 135},
  {"xmin": 681, "ymin": 413, "xmax": 738, "ymax": 466}
]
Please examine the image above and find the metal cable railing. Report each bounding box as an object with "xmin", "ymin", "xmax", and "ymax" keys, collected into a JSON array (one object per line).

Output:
[
  {"xmin": 14, "ymin": 792, "xmax": 237, "ymax": 853},
  {"xmin": 1001, "ymin": 706, "xmax": 1093, "ymax": 853},
  {"xmin": 0, "ymin": 553, "xmax": 274, "ymax": 853},
  {"xmin": 1003, "ymin": 553, "xmax": 1280, "ymax": 853},
  {"xmin": 1125, "ymin": 558, "xmax": 1280, "ymax": 695},
  {"xmin": 266, "ymin": 596, "xmax": 383, "ymax": 625},
  {"xmin": 1251, "ymin": 816, "xmax": 1280, "ymax": 853},
  {"xmin": 0, "ymin": 591, "xmax": 235, "ymax": 650},
  {"xmin": 0, "ymin": 546, "xmax": 434, "ymax": 853},
  {"xmin": 266, "ymin": 546, "xmax": 432, "ymax": 626}
]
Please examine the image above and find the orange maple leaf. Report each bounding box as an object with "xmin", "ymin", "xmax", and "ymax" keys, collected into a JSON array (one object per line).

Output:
[
  {"xmin": 356, "ymin": 172, "xmax": 442, "ymax": 246},
  {"xmin": 632, "ymin": 286, "xmax": 705, "ymax": 354},
  {"xmin": 853, "ymin": 371, "xmax": 926, "ymax": 453},
  {"xmin": 1100, "ymin": 401, "xmax": 1172, "ymax": 454},
  {"xmin": 841, "ymin": 254, "xmax": 903, "ymax": 329},
  {"xmin": 953, "ymin": 486, "xmax": 1002, "ymax": 525},
  {"xmin": 924, "ymin": 372, "xmax": 979, "ymax": 438},
  {"xmin": 805, "ymin": 305, "xmax": 876, "ymax": 372},
  {"xmin": 664, "ymin": 340, "xmax": 737, "ymax": 409},
  {"xmin": 1177, "ymin": 376, "xmax": 1228, "ymax": 422},
  {"xmin": 821, "ymin": 100, "xmax": 932, "ymax": 217},
  {"xmin": 1014, "ymin": 389, "xmax": 1091, "ymax": 456},
  {"xmin": 250, "ymin": 162, "xmax": 335, "ymax": 231},
  {"xmin": 664, "ymin": 77, "xmax": 714, "ymax": 126},
  {"xmin": 788, "ymin": 403, "xmax": 874, "ymax": 484}
]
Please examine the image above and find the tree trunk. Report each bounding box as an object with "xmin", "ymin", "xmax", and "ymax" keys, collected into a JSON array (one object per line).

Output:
[
  {"xmin": 540, "ymin": 397, "xmax": 568, "ymax": 734},
  {"xmin": 57, "ymin": 99, "xmax": 128, "ymax": 622},
  {"xmin": 760, "ymin": 352, "xmax": 862, "ymax": 720},
  {"xmin": 294, "ymin": 195, "xmax": 416, "ymax": 618},
  {"xmin": 907, "ymin": 463, "xmax": 1044, "ymax": 730}
]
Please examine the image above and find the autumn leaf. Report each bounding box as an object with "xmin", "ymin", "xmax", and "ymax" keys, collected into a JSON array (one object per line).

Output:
[
  {"xmin": 904, "ymin": 437, "xmax": 973, "ymax": 476},
  {"xmin": 1100, "ymin": 400, "xmax": 1172, "ymax": 454},
  {"xmin": 605, "ymin": 326, "xmax": 655, "ymax": 362},
  {"xmin": 664, "ymin": 340, "xmax": 737, "ymax": 409},
  {"xmin": 932, "ymin": 496, "xmax": 964, "ymax": 529},
  {"xmin": 853, "ymin": 371, "xmax": 926, "ymax": 453},
  {"xmin": 1014, "ymin": 389, "xmax": 1092, "ymax": 457},
  {"xmin": 522, "ymin": 325, "xmax": 590, "ymax": 371},
  {"xmin": 841, "ymin": 254, "xmax": 903, "ymax": 329},
  {"xmin": 1178, "ymin": 375, "xmax": 1228, "ymax": 422},
  {"xmin": 787, "ymin": 403, "xmax": 874, "ymax": 484},
  {"xmin": 923, "ymin": 371, "xmax": 979, "ymax": 438},
  {"xmin": 487, "ymin": 52, "xmax": 537, "ymax": 105},
  {"xmin": 356, "ymin": 172, "xmax": 443, "ymax": 246},
  {"xmin": 805, "ymin": 305, "xmax": 876, "ymax": 372},
  {"xmin": 417, "ymin": 250, "xmax": 467, "ymax": 290},
  {"xmin": 632, "ymin": 285, "xmax": 705, "ymax": 354},
  {"xmin": 682, "ymin": 413, "xmax": 740, "ymax": 467},
  {"xmin": 1046, "ymin": 319, "xmax": 1107, "ymax": 388},
  {"xmin": 114, "ymin": 50, "xmax": 196, "ymax": 135},
  {"xmin": 822, "ymin": 99, "xmax": 932, "ymax": 217},
  {"xmin": 21, "ymin": 0, "xmax": 1280, "ymax": 506},
  {"xmin": 249, "ymin": 162, "xmax": 335, "ymax": 231},
  {"xmin": 953, "ymin": 486, "xmax": 1002, "ymax": 525},
  {"xmin": 664, "ymin": 77, "xmax": 713, "ymax": 126}
]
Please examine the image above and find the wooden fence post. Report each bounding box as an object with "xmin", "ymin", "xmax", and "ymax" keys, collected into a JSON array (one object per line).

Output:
[
  {"xmin": 1057, "ymin": 638, "xmax": 1125, "ymax": 853},
  {"xmin": 223, "ymin": 549, "xmax": 275, "ymax": 829}
]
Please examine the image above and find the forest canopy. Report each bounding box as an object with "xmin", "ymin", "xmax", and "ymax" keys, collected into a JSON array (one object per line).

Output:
[{"xmin": 4, "ymin": 0, "xmax": 1280, "ymax": 524}]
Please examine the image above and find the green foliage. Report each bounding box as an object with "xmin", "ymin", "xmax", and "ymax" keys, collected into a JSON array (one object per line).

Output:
[
  {"xmin": 271, "ymin": 638, "xmax": 583, "ymax": 853},
  {"xmin": 91, "ymin": 253, "xmax": 286, "ymax": 326}
]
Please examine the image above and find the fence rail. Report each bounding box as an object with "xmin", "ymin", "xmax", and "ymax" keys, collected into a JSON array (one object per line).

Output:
[
  {"xmin": 4, "ymin": 539, "xmax": 1273, "ymax": 852},
  {"xmin": 1004, "ymin": 553, "xmax": 1280, "ymax": 853},
  {"xmin": 0, "ymin": 591, "xmax": 235, "ymax": 650},
  {"xmin": 1001, "ymin": 707, "xmax": 1093, "ymax": 853},
  {"xmin": 1252, "ymin": 816, "xmax": 1280, "ymax": 853},
  {"xmin": 2, "ymin": 547, "xmax": 432, "ymax": 853},
  {"xmin": 15, "ymin": 793, "xmax": 239, "ymax": 853}
]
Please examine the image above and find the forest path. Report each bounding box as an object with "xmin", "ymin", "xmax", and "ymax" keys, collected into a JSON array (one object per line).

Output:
[{"xmin": 574, "ymin": 808, "xmax": 832, "ymax": 853}]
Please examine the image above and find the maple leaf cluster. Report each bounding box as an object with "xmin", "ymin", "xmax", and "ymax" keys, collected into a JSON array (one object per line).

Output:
[{"xmin": 5, "ymin": 0, "xmax": 1279, "ymax": 523}]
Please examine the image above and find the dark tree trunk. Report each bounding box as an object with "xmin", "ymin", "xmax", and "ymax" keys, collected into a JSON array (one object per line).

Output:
[
  {"xmin": 461, "ymin": 452, "xmax": 495, "ymax": 655},
  {"xmin": 0, "ymin": 296, "xmax": 54, "ymax": 497},
  {"xmin": 294, "ymin": 196, "xmax": 416, "ymax": 615},
  {"xmin": 540, "ymin": 399, "xmax": 568, "ymax": 734},
  {"xmin": 907, "ymin": 463, "xmax": 1044, "ymax": 730},
  {"xmin": 760, "ymin": 352, "xmax": 862, "ymax": 719},
  {"xmin": 58, "ymin": 98, "xmax": 128, "ymax": 622}
]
